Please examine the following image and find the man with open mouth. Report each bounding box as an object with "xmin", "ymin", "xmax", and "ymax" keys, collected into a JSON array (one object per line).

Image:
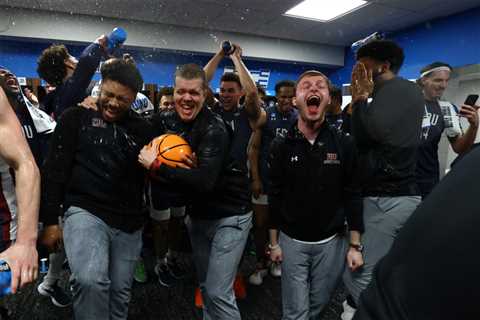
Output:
[{"xmin": 267, "ymin": 70, "xmax": 364, "ymax": 320}]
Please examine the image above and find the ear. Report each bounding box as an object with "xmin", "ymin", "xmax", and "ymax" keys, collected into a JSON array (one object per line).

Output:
[
  {"xmin": 382, "ymin": 61, "xmax": 391, "ymax": 73},
  {"xmin": 326, "ymin": 95, "xmax": 332, "ymax": 106},
  {"xmin": 292, "ymin": 96, "xmax": 297, "ymax": 107}
]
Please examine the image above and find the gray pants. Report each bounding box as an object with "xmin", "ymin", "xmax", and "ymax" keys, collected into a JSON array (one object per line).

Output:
[
  {"xmin": 63, "ymin": 206, "xmax": 142, "ymax": 320},
  {"xmin": 186, "ymin": 213, "xmax": 252, "ymax": 320},
  {"xmin": 280, "ymin": 232, "xmax": 347, "ymax": 320},
  {"xmin": 343, "ymin": 196, "xmax": 420, "ymax": 304}
]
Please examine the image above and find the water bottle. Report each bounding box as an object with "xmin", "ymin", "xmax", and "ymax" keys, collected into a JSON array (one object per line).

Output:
[
  {"xmin": 40, "ymin": 258, "xmax": 49, "ymax": 275},
  {"xmin": 0, "ymin": 260, "xmax": 12, "ymax": 297},
  {"xmin": 222, "ymin": 41, "xmax": 235, "ymax": 55},
  {"xmin": 351, "ymin": 32, "xmax": 386, "ymax": 50},
  {"xmin": 107, "ymin": 27, "xmax": 127, "ymax": 54}
]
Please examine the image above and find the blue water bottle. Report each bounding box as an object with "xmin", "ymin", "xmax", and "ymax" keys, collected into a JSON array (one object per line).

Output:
[
  {"xmin": 40, "ymin": 258, "xmax": 48, "ymax": 275},
  {"xmin": 107, "ymin": 27, "xmax": 127, "ymax": 54},
  {"xmin": 222, "ymin": 40, "xmax": 235, "ymax": 55},
  {"xmin": 0, "ymin": 260, "xmax": 12, "ymax": 297}
]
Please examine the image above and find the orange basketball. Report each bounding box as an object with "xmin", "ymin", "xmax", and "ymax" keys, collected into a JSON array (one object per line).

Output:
[{"xmin": 148, "ymin": 134, "xmax": 192, "ymax": 168}]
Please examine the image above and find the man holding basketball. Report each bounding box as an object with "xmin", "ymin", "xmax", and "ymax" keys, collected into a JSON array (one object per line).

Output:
[
  {"xmin": 139, "ymin": 63, "xmax": 254, "ymax": 320},
  {"xmin": 40, "ymin": 58, "xmax": 151, "ymax": 320}
]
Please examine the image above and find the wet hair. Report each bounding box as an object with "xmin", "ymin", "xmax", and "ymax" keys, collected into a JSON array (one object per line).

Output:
[
  {"xmin": 101, "ymin": 58, "xmax": 143, "ymax": 93},
  {"xmin": 296, "ymin": 70, "xmax": 332, "ymax": 90},
  {"xmin": 275, "ymin": 80, "xmax": 296, "ymax": 94},
  {"xmin": 159, "ymin": 86, "xmax": 174, "ymax": 97},
  {"xmin": 420, "ymin": 62, "xmax": 452, "ymax": 77},
  {"xmin": 220, "ymin": 72, "xmax": 242, "ymax": 89},
  {"xmin": 330, "ymin": 86, "xmax": 343, "ymax": 105},
  {"xmin": 174, "ymin": 63, "xmax": 207, "ymax": 89},
  {"xmin": 356, "ymin": 40, "xmax": 405, "ymax": 74},
  {"xmin": 37, "ymin": 44, "xmax": 70, "ymax": 87}
]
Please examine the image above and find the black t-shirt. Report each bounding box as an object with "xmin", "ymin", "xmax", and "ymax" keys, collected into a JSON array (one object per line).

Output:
[
  {"xmin": 416, "ymin": 100, "xmax": 445, "ymax": 195},
  {"xmin": 355, "ymin": 146, "xmax": 480, "ymax": 320},
  {"xmin": 214, "ymin": 105, "xmax": 252, "ymax": 173}
]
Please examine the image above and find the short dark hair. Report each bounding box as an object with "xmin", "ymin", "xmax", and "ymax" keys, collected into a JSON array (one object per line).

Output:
[
  {"xmin": 356, "ymin": 40, "xmax": 405, "ymax": 74},
  {"xmin": 174, "ymin": 63, "xmax": 207, "ymax": 89},
  {"xmin": 275, "ymin": 80, "xmax": 296, "ymax": 94},
  {"xmin": 420, "ymin": 61, "xmax": 452, "ymax": 78},
  {"xmin": 296, "ymin": 70, "xmax": 332, "ymax": 91},
  {"xmin": 37, "ymin": 44, "xmax": 70, "ymax": 87},
  {"xmin": 330, "ymin": 86, "xmax": 343, "ymax": 105},
  {"xmin": 159, "ymin": 86, "xmax": 174, "ymax": 97},
  {"xmin": 220, "ymin": 72, "xmax": 242, "ymax": 88},
  {"xmin": 101, "ymin": 58, "xmax": 143, "ymax": 93}
]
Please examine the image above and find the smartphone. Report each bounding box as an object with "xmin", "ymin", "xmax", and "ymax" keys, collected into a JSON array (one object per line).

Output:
[{"xmin": 464, "ymin": 94, "xmax": 479, "ymax": 107}]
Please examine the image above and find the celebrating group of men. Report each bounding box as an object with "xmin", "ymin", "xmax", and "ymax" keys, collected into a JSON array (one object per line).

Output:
[{"xmin": 0, "ymin": 31, "xmax": 479, "ymax": 320}]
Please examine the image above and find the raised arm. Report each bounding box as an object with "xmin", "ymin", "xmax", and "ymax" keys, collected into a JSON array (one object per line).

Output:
[
  {"xmin": 0, "ymin": 87, "xmax": 40, "ymax": 293},
  {"xmin": 229, "ymin": 45, "xmax": 262, "ymax": 123},
  {"xmin": 204, "ymin": 46, "xmax": 225, "ymax": 83}
]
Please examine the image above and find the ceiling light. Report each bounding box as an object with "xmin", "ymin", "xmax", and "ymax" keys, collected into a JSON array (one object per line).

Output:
[{"xmin": 284, "ymin": 0, "xmax": 368, "ymax": 22}]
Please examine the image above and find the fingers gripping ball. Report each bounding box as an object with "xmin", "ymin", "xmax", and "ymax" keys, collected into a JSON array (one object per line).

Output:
[{"xmin": 148, "ymin": 134, "xmax": 192, "ymax": 168}]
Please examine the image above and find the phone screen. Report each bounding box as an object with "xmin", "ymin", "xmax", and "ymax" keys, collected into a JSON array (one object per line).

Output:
[{"xmin": 464, "ymin": 94, "xmax": 479, "ymax": 106}]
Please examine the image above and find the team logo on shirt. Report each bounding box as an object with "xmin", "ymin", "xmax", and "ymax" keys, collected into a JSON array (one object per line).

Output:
[
  {"xmin": 92, "ymin": 118, "xmax": 107, "ymax": 128},
  {"xmin": 324, "ymin": 153, "xmax": 340, "ymax": 165},
  {"xmin": 291, "ymin": 155, "xmax": 299, "ymax": 162},
  {"xmin": 275, "ymin": 128, "xmax": 288, "ymax": 137}
]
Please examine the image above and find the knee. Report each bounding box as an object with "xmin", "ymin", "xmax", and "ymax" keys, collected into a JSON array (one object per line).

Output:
[{"xmin": 71, "ymin": 271, "xmax": 110, "ymax": 293}]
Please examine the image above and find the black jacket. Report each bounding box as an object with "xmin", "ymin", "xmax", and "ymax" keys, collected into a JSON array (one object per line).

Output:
[
  {"xmin": 41, "ymin": 107, "xmax": 153, "ymax": 232},
  {"xmin": 151, "ymin": 107, "xmax": 251, "ymax": 219},
  {"xmin": 268, "ymin": 122, "xmax": 363, "ymax": 242},
  {"xmin": 352, "ymin": 77, "xmax": 423, "ymax": 197}
]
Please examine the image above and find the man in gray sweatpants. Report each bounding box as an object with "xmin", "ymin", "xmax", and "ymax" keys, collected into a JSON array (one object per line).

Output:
[
  {"xmin": 268, "ymin": 70, "xmax": 364, "ymax": 320},
  {"xmin": 341, "ymin": 40, "xmax": 424, "ymax": 320}
]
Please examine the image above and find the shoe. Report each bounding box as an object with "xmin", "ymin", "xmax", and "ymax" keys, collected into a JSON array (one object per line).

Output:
[
  {"xmin": 341, "ymin": 300, "xmax": 356, "ymax": 320},
  {"xmin": 248, "ymin": 268, "xmax": 268, "ymax": 285},
  {"xmin": 233, "ymin": 274, "xmax": 247, "ymax": 300},
  {"xmin": 154, "ymin": 263, "xmax": 177, "ymax": 287},
  {"xmin": 133, "ymin": 258, "xmax": 148, "ymax": 283},
  {"xmin": 270, "ymin": 261, "xmax": 281, "ymax": 278},
  {"xmin": 37, "ymin": 280, "xmax": 72, "ymax": 308},
  {"xmin": 167, "ymin": 259, "xmax": 187, "ymax": 280},
  {"xmin": 194, "ymin": 287, "xmax": 203, "ymax": 309}
]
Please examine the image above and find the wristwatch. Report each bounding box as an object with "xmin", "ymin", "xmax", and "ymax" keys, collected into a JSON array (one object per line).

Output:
[{"xmin": 349, "ymin": 243, "xmax": 364, "ymax": 252}]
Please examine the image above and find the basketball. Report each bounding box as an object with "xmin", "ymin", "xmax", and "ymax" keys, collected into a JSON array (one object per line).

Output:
[{"xmin": 148, "ymin": 134, "xmax": 192, "ymax": 168}]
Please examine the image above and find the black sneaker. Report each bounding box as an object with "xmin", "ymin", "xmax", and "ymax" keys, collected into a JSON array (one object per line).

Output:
[
  {"xmin": 154, "ymin": 264, "xmax": 177, "ymax": 287},
  {"xmin": 167, "ymin": 259, "xmax": 187, "ymax": 280},
  {"xmin": 37, "ymin": 280, "xmax": 72, "ymax": 307}
]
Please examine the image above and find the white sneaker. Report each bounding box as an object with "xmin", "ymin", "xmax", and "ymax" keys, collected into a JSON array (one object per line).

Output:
[
  {"xmin": 269, "ymin": 262, "xmax": 281, "ymax": 278},
  {"xmin": 248, "ymin": 269, "xmax": 268, "ymax": 285},
  {"xmin": 341, "ymin": 300, "xmax": 356, "ymax": 320}
]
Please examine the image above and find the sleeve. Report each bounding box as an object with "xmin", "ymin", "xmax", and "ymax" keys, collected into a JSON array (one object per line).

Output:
[
  {"xmin": 150, "ymin": 125, "xmax": 229, "ymax": 192},
  {"xmin": 40, "ymin": 108, "xmax": 82, "ymax": 225},
  {"xmin": 267, "ymin": 137, "xmax": 284, "ymax": 229},
  {"xmin": 351, "ymin": 100, "xmax": 374, "ymax": 149},
  {"xmin": 341, "ymin": 135, "xmax": 364, "ymax": 233},
  {"xmin": 56, "ymin": 43, "xmax": 104, "ymax": 116}
]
